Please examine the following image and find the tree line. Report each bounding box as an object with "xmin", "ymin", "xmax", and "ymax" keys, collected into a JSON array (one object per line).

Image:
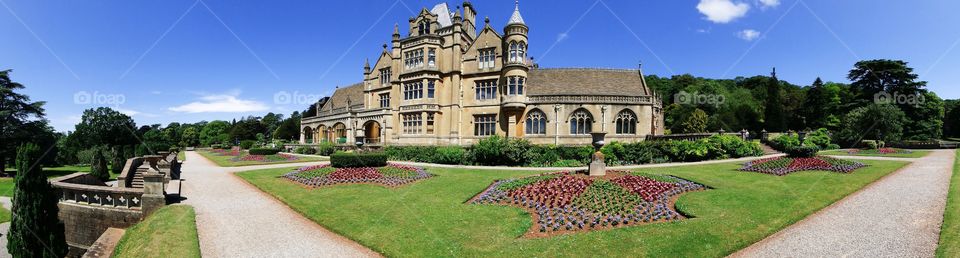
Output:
[{"xmin": 648, "ymin": 59, "xmax": 959, "ymax": 145}]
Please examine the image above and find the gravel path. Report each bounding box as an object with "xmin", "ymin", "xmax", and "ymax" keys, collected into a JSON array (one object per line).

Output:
[
  {"xmin": 181, "ymin": 151, "xmax": 380, "ymax": 258},
  {"xmin": 732, "ymin": 149, "xmax": 957, "ymax": 258}
]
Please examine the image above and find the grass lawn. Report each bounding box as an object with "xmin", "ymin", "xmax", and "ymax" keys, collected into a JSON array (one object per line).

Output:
[
  {"xmin": 0, "ymin": 165, "xmax": 120, "ymax": 197},
  {"xmin": 196, "ymin": 150, "xmax": 326, "ymax": 167},
  {"xmin": 237, "ymin": 159, "xmax": 908, "ymax": 257},
  {"xmin": 0, "ymin": 206, "xmax": 10, "ymax": 224},
  {"xmin": 819, "ymin": 149, "xmax": 930, "ymax": 158},
  {"xmin": 113, "ymin": 205, "xmax": 200, "ymax": 258},
  {"xmin": 937, "ymin": 149, "xmax": 960, "ymax": 257}
]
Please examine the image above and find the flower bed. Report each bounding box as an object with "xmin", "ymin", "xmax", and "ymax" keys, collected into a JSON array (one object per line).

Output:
[
  {"xmin": 209, "ymin": 148, "xmax": 239, "ymax": 156},
  {"xmin": 848, "ymin": 148, "xmax": 913, "ymax": 155},
  {"xmin": 470, "ymin": 171, "xmax": 705, "ymax": 236},
  {"xmin": 284, "ymin": 163, "xmax": 433, "ymax": 187},
  {"xmin": 740, "ymin": 156, "xmax": 866, "ymax": 176},
  {"xmin": 232, "ymin": 153, "xmax": 299, "ymax": 162}
]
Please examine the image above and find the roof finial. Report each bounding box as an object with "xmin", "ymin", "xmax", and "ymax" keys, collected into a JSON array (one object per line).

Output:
[{"xmin": 771, "ymin": 67, "xmax": 777, "ymax": 78}]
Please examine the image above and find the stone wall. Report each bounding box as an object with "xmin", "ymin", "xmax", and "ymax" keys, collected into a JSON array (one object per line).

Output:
[{"xmin": 58, "ymin": 202, "xmax": 141, "ymax": 256}]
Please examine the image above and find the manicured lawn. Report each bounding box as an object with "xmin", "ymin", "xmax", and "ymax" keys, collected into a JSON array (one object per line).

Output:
[
  {"xmin": 819, "ymin": 149, "xmax": 930, "ymax": 158},
  {"xmin": 937, "ymin": 149, "xmax": 960, "ymax": 257},
  {"xmin": 197, "ymin": 150, "xmax": 326, "ymax": 167},
  {"xmin": 0, "ymin": 166, "xmax": 120, "ymax": 197},
  {"xmin": 113, "ymin": 205, "xmax": 200, "ymax": 258},
  {"xmin": 237, "ymin": 159, "xmax": 908, "ymax": 257},
  {"xmin": 0, "ymin": 206, "xmax": 10, "ymax": 224}
]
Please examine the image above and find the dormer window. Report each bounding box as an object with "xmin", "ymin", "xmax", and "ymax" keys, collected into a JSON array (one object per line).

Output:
[{"xmin": 418, "ymin": 21, "xmax": 431, "ymax": 35}]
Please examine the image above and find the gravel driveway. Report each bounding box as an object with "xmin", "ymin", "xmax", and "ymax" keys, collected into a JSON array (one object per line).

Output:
[
  {"xmin": 181, "ymin": 151, "xmax": 379, "ymax": 258},
  {"xmin": 732, "ymin": 149, "xmax": 957, "ymax": 258}
]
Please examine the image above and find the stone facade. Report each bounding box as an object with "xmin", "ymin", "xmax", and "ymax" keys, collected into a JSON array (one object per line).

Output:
[{"xmin": 300, "ymin": 1, "xmax": 663, "ymax": 146}]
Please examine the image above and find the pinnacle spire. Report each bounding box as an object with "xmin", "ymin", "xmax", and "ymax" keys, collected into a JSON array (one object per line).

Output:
[{"xmin": 507, "ymin": 0, "xmax": 525, "ymax": 25}]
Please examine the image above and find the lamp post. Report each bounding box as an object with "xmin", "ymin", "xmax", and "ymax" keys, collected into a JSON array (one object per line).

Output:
[{"xmin": 798, "ymin": 130, "xmax": 807, "ymax": 145}]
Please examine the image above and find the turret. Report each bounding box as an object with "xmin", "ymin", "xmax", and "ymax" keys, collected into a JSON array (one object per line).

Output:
[
  {"xmin": 462, "ymin": 0, "xmax": 477, "ymax": 38},
  {"xmin": 363, "ymin": 58, "xmax": 371, "ymax": 75},
  {"xmin": 500, "ymin": 0, "xmax": 529, "ymax": 109}
]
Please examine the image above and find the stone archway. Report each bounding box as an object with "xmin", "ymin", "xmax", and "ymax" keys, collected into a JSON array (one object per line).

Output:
[
  {"xmin": 364, "ymin": 121, "xmax": 381, "ymax": 144},
  {"xmin": 332, "ymin": 123, "xmax": 347, "ymax": 144},
  {"xmin": 302, "ymin": 127, "xmax": 314, "ymax": 144}
]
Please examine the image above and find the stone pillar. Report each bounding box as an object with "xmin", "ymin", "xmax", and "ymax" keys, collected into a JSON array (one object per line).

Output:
[
  {"xmin": 507, "ymin": 114, "xmax": 517, "ymax": 138},
  {"xmin": 141, "ymin": 172, "xmax": 165, "ymax": 217}
]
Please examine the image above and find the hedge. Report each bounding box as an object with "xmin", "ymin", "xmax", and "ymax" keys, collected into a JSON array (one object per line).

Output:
[
  {"xmin": 330, "ymin": 152, "xmax": 388, "ymax": 168},
  {"xmin": 383, "ymin": 134, "xmax": 763, "ymax": 167},
  {"xmin": 248, "ymin": 148, "xmax": 280, "ymax": 155},
  {"xmin": 785, "ymin": 145, "xmax": 819, "ymax": 158}
]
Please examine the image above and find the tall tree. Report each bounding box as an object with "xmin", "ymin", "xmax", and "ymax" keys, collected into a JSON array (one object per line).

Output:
[
  {"xmin": 763, "ymin": 68, "xmax": 787, "ymax": 131},
  {"xmin": 801, "ymin": 78, "xmax": 841, "ymax": 130},
  {"xmin": 0, "ymin": 70, "xmax": 46, "ymax": 174},
  {"xmin": 848, "ymin": 59, "xmax": 926, "ymax": 100},
  {"xmin": 679, "ymin": 108, "xmax": 708, "ymax": 133},
  {"xmin": 7, "ymin": 143, "xmax": 68, "ymax": 257},
  {"xmin": 200, "ymin": 120, "xmax": 231, "ymax": 146},
  {"xmin": 73, "ymin": 107, "xmax": 137, "ymax": 148},
  {"xmin": 837, "ymin": 104, "xmax": 908, "ymax": 145}
]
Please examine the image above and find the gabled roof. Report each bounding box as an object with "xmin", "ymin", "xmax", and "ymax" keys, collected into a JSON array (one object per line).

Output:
[{"xmin": 526, "ymin": 68, "xmax": 651, "ymax": 97}]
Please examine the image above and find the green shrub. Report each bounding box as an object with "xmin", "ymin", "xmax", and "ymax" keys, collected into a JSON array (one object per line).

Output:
[
  {"xmin": 330, "ymin": 152, "xmax": 388, "ymax": 168},
  {"xmin": 803, "ymin": 128, "xmax": 833, "ymax": 149},
  {"xmin": 859, "ymin": 140, "xmax": 879, "ymax": 150},
  {"xmin": 769, "ymin": 134, "xmax": 801, "ymax": 151},
  {"xmin": 248, "ymin": 148, "xmax": 280, "ymax": 155},
  {"xmin": 239, "ymin": 140, "xmax": 256, "ymax": 150},
  {"xmin": 89, "ymin": 148, "xmax": 110, "ymax": 181},
  {"xmin": 785, "ymin": 145, "xmax": 820, "ymax": 158},
  {"xmin": 471, "ymin": 136, "xmax": 509, "ymax": 166},
  {"xmin": 550, "ymin": 159, "xmax": 584, "ymax": 167},
  {"xmin": 316, "ymin": 141, "xmax": 336, "ymax": 156},
  {"xmin": 433, "ymin": 146, "xmax": 466, "ymax": 164}
]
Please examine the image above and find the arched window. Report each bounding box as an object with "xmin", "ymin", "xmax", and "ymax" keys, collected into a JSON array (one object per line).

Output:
[
  {"xmin": 333, "ymin": 123, "xmax": 347, "ymax": 143},
  {"xmin": 569, "ymin": 109, "xmax": 593, "ymax": 135},
  {"xmin": 525, "ymin": 110, "xmax": 547, "ymax": 135},
  {"xmin": 615, "ymin": 110, "xmax": 637, "ymax": 134},
  {"xmin": 509, "ymin": 42, "xmax": 518, "ymax": 63},
  {"xmin": 519, "ymin": 42, "xmax": 526, "ymax": 61}
]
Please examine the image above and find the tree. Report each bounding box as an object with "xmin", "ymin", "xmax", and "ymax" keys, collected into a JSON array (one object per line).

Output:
[
  {"xmin": 90, "ymin": 147, "xmax": 110, "ymax": 181},
  {"xmin": 274, "ymin": 117, "xmax": 300, "ymax": 141},
  {"xmin": 902, "ymin": 91, "xmax": 944, "ymax": 140},
  {"xmin": 801, "ymin": 78, "xmax": 841, "ymax": 130},
  {"xmin": 0, "ymin": 70, "xmax": 46, "ymax": 174},
  {"xmin": 763, "ymin": 70, "xmax": 787, "ymax": 132},
  {"xmin": 73, "ymin": 107, "xmax": 137, "ymax": 149},
  {"xmin": 848, "ymin": 59, "xmax": 926, "ymax": 100},
  {"xmin": 111, "ymin": 146, "xmax": 125, "ymax": 175},
  {"xmin": 944, "ymin": 99, "xmax": 960, "ymax": 138},
  {"xmin": 200, "ymin": 120, "xmax": 231, "ymax": 146},
  {"xmin": 837, "ymin": 104, "xmax": 908, "ymax": 146},
  {"xmin": 229, "ymin": 118, "xmax": 266, "ymax": 142},
  {"xmin": 180, "ymin": 126, "xmax": 200, "ymax": 147},
  {"xmin": 679, "ymin": 108, "xmax": 708, "ymax": 133},
  {"xmin": 7, "ymin": 143, "xmax": 68, "ymax": 257}
]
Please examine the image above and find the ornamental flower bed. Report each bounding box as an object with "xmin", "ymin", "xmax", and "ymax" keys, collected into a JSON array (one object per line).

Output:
[
  {"xmin": 469, "ymin": 171, "xmax": 705, "ymax": 237},
  {"xmin": 284, "ymin": 163, "xmax": 433, "ymax": 187},
  {"xmin": 847, "ymin": 148, "xmax": 913, "ymax": 155},
  {"xmin": 739, "ymin": 156, "xmax": 866, "ymax": 176},
  {"xmin": 209, "ymin": 148, "xmax": 239, "ymax": 156},
  {"xmin": 232, "ymin": 153, "xmax": 299, "ymax": 162}
]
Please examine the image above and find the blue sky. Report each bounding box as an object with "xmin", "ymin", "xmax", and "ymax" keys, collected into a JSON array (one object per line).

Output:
[{"xmin": 2, "ymin": 0, "xmax": 958, "ymax": 132}]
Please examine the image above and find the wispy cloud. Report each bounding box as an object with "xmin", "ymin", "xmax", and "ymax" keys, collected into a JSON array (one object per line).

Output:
[
  {"xmin": 737, "ymin": 29, "xmax": 761, "ymax": 41},
  {"xmin": 758, "ymin": 0, "xmax": 780, "ymax": 9},
  {"xmin": 697, "ymin": 0, "xmax": 750, "ymax": 24},
  {"xmin": 168, "ymin": 90, "xmax": 269, "ymax": 113},
  {"xmin": 556, "ymin": 32, "xmax": 569, "ymax": 42}
]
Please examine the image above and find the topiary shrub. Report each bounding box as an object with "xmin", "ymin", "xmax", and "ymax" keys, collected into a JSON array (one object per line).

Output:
[
  {"xmin": 248, "ymin": 148, "xmax": 280, "ymax": 155},
  {"xmin": 89, "ymin": 147, "xmax": 110, "ymax": 181},
  {"xmin": 9, "ymin": 143, "xmax": 68, "ymax": 257},
  {"xmin": 785, "ymin": 145, "xmax": 820, "ymax": 158},
  {"xmin": 330, "ymin": 152, "xmax": 388, "ymax": 168}
]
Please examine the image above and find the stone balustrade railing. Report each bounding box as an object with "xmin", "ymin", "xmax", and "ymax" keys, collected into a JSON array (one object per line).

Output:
[{"xmin": 51, "ymin": 173, "xmax": 146, "ymax": 209}]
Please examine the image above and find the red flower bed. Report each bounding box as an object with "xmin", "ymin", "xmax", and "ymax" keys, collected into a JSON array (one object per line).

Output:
[
  {"xmin": 471, "ymin": 171, "xmax": 705, "ymax": 236},
  {"xmin": 740, "ymin": 156, "xmax": 866, "ymax": 176},
  {"xmin": 284, "ymin": 164, "xmax": 432, "ymax": 187},
  {"xmin": 234, "ymin": 153, "xmax": 298, "ymax": 162}
]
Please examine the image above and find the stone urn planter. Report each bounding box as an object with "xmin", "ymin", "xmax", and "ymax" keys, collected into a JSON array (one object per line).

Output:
[{"xmin": 589, "ymin": 132, "xmax": 607, "ymax": 176}]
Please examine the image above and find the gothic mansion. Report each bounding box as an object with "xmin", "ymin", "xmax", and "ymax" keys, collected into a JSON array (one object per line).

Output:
[{"xmin": 300, "ymin": 1, "xmax": 663, "ymax": 146}]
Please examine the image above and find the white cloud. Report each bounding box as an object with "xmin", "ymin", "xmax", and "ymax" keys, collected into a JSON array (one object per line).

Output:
[
  {"xmin": 758, "ymin": 0, "xmax": 780, "ymax": 8},
  {"xmin": 556, "ymin": 33, "xmax": 569, "ymax": 42},
  {"xmin": 168, "ymin": 91, "xmax": 269, "ymax": 113},
  {"xmin": 737, "ymin": 29, "xmax": 761, "ymax": 41},
  {"xmin": 115, "ymin": 108, "xmax": 141, "ymax": 116},
  {"xmin": 697, "ymin": 0, "xmax": 750, "ymax": 24}
]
